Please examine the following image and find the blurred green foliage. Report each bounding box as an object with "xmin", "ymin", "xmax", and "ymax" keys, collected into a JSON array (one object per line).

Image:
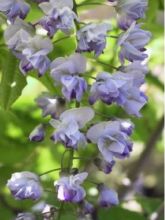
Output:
[{"xmin": 0, "ymin": 0, "xmax": 164, "ymax": 219}]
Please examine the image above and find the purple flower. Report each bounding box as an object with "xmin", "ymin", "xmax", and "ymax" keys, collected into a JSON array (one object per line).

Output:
[
  {"xmin": 108, "ymin": 0, "xmax": 148, "ymax": 30},
  {"xmin": 61, "ymin": 75, "xmax": 87, "ymax": 102},
  {"xmin": 19, "ymin": 35, "xmax": 53, "ymax": 76},
  {"xmin": 36, "ymin": 92, "xmax": 66, "ymax": 118},
  {"xmin": 98, "ymin": 185, "xmax": 119, "ymax": 207},
  {"xmin": 55, "ymin": 172, "xmax": 88, "ymax": 202},
  {"xmin": 118, "ymin": 22, "xmax": 151, "ymax": 64},
  {"xmin": 89, "ymin": 69, "xmax": 147, "ymax": 117},
  {"xmin": 15, "ymin": 213, "xmax": 35, "ymax": 220},
  {"xmin": 4, "ymin": 18, "xmax": 34, "ymax": 51},
  {"xmin": 39, "ymin": 0, "xmax": 77, "ymax": 37},
  {"xmin": 0, "ymin": 0, "xmax": 30, "ymax": 22},
  {"xmin": 7, "ymin": 172, "xmax": 43, "ymax": 200},
  {"xmin": 77, "ymin": 23, "xmax": 111, "ymax": 56},
  {"xmin": 29, "ymin": 124, "xmax": 45, "ymax": 142},
  {"xmin": 83, "ymin": 201, "xmax": 94, "ymax": 214},
  {"xmin": 87, "ymin": 120, "xmax": 133, "ymax": 163},
  {"xmin": 50, "ymin": 107, "xmax": 94, "ymax": 149},
  {"xmin": 50, "ymin": 53, "xmax": 87, "ymax": 102},
  {"xmin": 94, "ymin": 158, "xmax": 115, "ymax": 174}
]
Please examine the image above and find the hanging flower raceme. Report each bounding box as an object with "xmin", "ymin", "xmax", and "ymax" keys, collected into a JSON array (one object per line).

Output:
[
  {"xmin": 55, "ymin": 172, "xmax": 88, "ymax": 202},
  {"xmin": 0, "ymin": 0, "xmax": 30, "ymax": 23},
  {"xmin": 50, "ymin": 107, "xmax": 94, "ymax": 149},
  {"xmin": 7, "ymin": 172, "xmax": 43, "ymax": 200},
  {"xmin": 50, "ymin": 53, "xmax": 87, "ymax": 102},
  {"xmin": 77, "ymin": 23, "xmax": 111, "ymax": 56},
  {"xmin": 108, "ymin": 0, "xmax": 148, "ymax": 30},
  {"xmin": 118, "ymin": 22, "xmax": 151, "ymax": 64},
  {"xmin": 38, "ymin": 0, "xmax": 77, "ymax": 37},
  {"xmin": 89, "ymin": 67, "xmax": 147, "ymax": 117},
  {"xmin": 87, "ymin": 120, "xmax": 134, "ymax": 164},
  {"xmin": 36, "ymin": 92, "xmax": 66, "ymax": 119}
]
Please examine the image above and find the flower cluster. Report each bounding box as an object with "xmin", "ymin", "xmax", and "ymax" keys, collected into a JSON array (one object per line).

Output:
[{"xmin": 3, "ymin": 0, "xmax": 151, "ymax": 219}]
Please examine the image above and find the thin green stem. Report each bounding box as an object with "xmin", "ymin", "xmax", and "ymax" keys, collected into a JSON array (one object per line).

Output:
[
  {"xmin": 97, "ymin": 60, "xmax": 119, "ymax": 70},
  {"xmin": 89, "ymin": 58, "xmax": 119, "ymax": 70},
  {"xmin": 39, "ymin": 168, "xmax": 61, "ymax": 176},
  {"xmin": 53, "ymin": 36, "xmax": 74, "ymax": 44},
  {"xmin": 107, "ymin": 35, "xmax": 119, "ymax": 39},
  {"xmin": 57, "ymin": 202, "xmax": 64, "ymax": 220},
  {"xmin": 73, "ymin": 156, "xmax": 92, "ymax": 161}
]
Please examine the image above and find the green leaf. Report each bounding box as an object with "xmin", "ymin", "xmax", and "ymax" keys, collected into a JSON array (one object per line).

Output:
[
  {"xmin": 0, "ymin": 50, "xmax": 27, "ymax": 110},
  {"xmin": 99, "ymin": 207, "xmax": 147, "ymax": 220},
  {"xmin": 136, "ymin": 196, "xmax": 163, "ymax": 215}
]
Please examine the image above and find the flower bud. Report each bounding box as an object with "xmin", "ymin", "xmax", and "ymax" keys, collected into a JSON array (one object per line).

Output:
[
  {"xmin": 29, "ymin": 124, "xmax": 45, "ymax": 142},
  {"xmin": 7, "ymin": 171, "xmax": 43, "ymax": 200},
  {"xmin": 98, "ymin": 184, "xmax": 119, "ymax": 207}
]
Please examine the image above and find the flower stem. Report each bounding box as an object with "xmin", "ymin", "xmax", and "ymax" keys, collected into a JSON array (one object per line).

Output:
[{"xmin": 39, "ymin": 168, "xmax": 61, "ymax": 176}]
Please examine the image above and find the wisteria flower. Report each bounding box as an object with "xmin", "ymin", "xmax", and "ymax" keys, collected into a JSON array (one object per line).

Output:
[
  {"xmin": 36, "ymin": 92, "xmax": 66, "ymax": 118},
  {"xmin": 108, "ymin": 0, "xmax": 148, "ymax": 30},
  {"xmin": 98, "ymin": 184, "xmax": 119, "ymax": 207},
  {"xmin": 87, "ymin": 120, "xmax": 133, "ymax": 163},
  {"xmin": 50, "ymin": 53, "xmax": 87, "ymax": 101},
  {"xmin": 7, "ymin": 172, "xmax": 43, "ymax": 200},
  {"xmin": 94, "ymin": 157, "xmax": 115, "ymax": 174},
  {"xmin": 89, "ymin": 70, "xmax": 147, "ymax": 117},
  {"xmin": 29, "ymin": 124, "xmax": 45, "ymax": 142},
  {"xmin": 82, "ymin": 201, "xmax": 94, "ymax": 214},
  {"xmin": 50, "ymin": 107, "xmax": 94, "ymax": 149},
  {"xmin": 0, "ymin": 0, "xmax": 30, "ymax": 22},
  {"xmin": 77, "ymin": 23, "xmax": 111, "ymax": 56},
  {"xmin": 55, "ymin": 172, "xmax": 88, "ymax": 202},
  {"xmin": 39, "ymin": 0, "xmax": 77, "ymax": 37},
  {"xmin": 15, "ymin": 212, "xmax": 35, "ymax": 220},
  {"xmin": 20, "ymin": 35, "xmax": 53, "ymax": 76},
  {"xmin": 118, "ymin": 22, "xmax": 151, "ymax": 64},
  {"xmin": 4, "ymin": 18, "xmax": 34, "ymax": 52}
]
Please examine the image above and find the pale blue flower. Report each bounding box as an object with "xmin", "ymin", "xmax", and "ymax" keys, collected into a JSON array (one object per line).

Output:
[
  {"xmin": 7, "ymin": 172, "xmax": 43, "ymax": 200},
  {"xmin": 77, "ymin": 23, "xmax": 111, "ymax": 56},
  {"xmin": 55, "ymin": 172, "xmax": 88, "ymax": 202}
]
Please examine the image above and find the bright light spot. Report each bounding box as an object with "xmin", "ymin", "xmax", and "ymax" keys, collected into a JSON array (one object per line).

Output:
[
  {"xmin": 122, "ymin": 177, "xmax": 131, "ymax": 186},
  {"xmin": 122, "ymin": 200, "xmax": 142, "ymax": 213},
  {"xmin": 36, "ymin": 27, "xmax": 48, "ymax": 36},
  {"xmin": 88, "ymin": 187, "xmax": 98, "ymax": 196},
  {"xmin": 1, "ymin": 24, "xmax": 7, "ymax": 30},
  {"xmin": 11, "ymin": 82, "xmax": 16, "ymax": 88},
  {"xmin": 150, "ymin": 212, "xmax": 158, "ymax": 220}
]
